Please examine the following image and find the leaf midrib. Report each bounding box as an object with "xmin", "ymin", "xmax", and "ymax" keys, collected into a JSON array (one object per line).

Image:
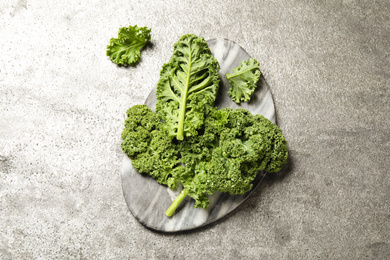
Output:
[{"xmin": 226, "ymin": 64, "xmax": 258, "ymax": 79}]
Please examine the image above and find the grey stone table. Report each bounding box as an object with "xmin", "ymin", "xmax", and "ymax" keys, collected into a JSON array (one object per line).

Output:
[{"xmin": 1, "ymin": 0, "xmax": 389, "ymax": 259}]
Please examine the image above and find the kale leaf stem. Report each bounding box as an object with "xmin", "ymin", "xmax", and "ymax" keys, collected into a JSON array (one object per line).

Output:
[
  {"xmin": 176, "ymin": 48, "xmax": 192, "ymax": 140},
  {"xmin": 165, "ymin": 188, "xmax": 189, "ymax": 217}
]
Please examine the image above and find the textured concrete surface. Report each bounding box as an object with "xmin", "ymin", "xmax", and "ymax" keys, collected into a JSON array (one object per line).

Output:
[{"xmin": 1, "ymin": 0, "xmax": 389, "ymax": 259}]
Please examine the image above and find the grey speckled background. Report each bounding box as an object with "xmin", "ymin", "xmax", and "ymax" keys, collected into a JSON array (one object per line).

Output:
[{"xmin": 1, "ymin": 0, "xmax": 389, "ymax": 259}]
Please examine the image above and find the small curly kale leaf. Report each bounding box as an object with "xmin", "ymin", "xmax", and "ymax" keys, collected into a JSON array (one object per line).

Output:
[
  {"xmin": 226, "ymin": 58, "xmax": 261, "ymax": 103},
  {"xmin": 156, "ymin": 34, "xmax": 220, "ymax": 140},
  {"xmin": 106, "ymin": 25, "xmax": 151, "ymax": 66}
]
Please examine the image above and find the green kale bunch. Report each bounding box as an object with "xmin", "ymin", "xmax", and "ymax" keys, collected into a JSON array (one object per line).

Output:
[
  {"xmin": 120, "ymin": 34, "xmax": 288, "ymax": 217},
  {"xmin": 121, "ymin": 104, "xmax": 288, "ymax": 217}
]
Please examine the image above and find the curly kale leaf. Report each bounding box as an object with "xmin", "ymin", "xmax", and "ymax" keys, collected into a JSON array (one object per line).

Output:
[
  {"xmin": 165, "ymin": 107, "xmax": 288, "ymax": 216},
  {"xmin": 226, "ymin": 58, "xmax": 261, "ymax": 103},
  {"xmin": 121, "ymin": 105, "xmax": 180, "ymax": 187},
  {"xmin": 106, "ymin": 25, "xmax": 151, "ymax": 66},
  {"xmin": 156, "ymin": 34, "xmax": 220, "ymax": 140}
]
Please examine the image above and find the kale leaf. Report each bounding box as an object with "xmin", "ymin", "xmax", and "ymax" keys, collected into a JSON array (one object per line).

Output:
[
  {"xmin": 165, "ymin": 106, "xmax": 288, "ymax": 216},
  {"xmin": 226, "ymin": 58, "xmax": 261, "ymax": 103},
  {"xmin": 156, "ymin": 34, "xmax": 220, "ymax": 140},
  {"xmin": 121, "ymin": 105, "xmax": 180, "ymax": 187},
  {"xmin": 106, "ymin": 25, "xmax": 151, "ymax": 66}
]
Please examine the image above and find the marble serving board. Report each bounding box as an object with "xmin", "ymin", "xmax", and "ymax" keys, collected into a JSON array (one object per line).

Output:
[{"xmin": 121, "ymin": 38, "xmax": 276, "ymax": 232}]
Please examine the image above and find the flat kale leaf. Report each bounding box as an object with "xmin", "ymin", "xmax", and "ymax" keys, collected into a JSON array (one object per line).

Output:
[
  {"xmin": 156, "ymin": 34, "xmax": 220, "ymax": 140},
  {"xmin": 226, "ymin": 58, "xmax": 261, "ymax": 103}
]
